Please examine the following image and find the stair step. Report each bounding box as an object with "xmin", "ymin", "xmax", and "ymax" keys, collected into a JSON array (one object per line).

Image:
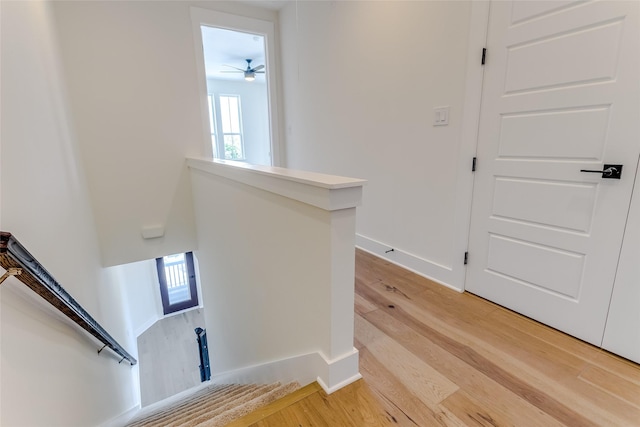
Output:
[
  {"xmin": 224, "ymin": 382, "xmax": 322, "ymax": 427},
  {"xmin": 202, "ymin": 383, "xmax": 298, "ymax": 427},
  {"xmin": 126, "ymin": 382, "xmax": 299, "ymax": 427}
]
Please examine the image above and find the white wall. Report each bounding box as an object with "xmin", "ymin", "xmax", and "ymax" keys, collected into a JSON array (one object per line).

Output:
[
  {"xmin": 0, "ymin": 2, "xmax": 138, "ymax": 425},
  {"xmin": 188, "ymin": 159, "xmax": 362, "ymax": 391},
  {"xmin": 116, "ymin": 259, "xmax": 163, "ymax": 337},
  {"xmin": 279, "ymin": 1, "xmax": 473, "ymax": 289},
  {"xmin": 191, "ymin": 170, "xmax": 329, "ymax": 369},
  {"xmin": 207, "ymin": 79, "xmax": 271, "ymax": 165},
  {"xmin": 50, "ymin": 1, "xmax": 279, "ymax": 267}
]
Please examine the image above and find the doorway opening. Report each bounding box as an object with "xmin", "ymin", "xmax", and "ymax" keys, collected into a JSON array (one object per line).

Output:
[
  {"xmin": 156, "ymin": 252, "xmax": 199, "ymax": 315},
  {"xmin": 192, "ymin": 8, "xmax": 280, "ymax": 166},
  {"xmin": 202, "ymin": 27, "xmax": 270, "ymax": 165}
]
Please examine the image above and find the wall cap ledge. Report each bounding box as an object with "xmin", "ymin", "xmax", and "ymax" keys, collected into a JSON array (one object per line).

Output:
[{"xmin": 187, "ymin": 157, "xmax": 366, "ymax": 211}]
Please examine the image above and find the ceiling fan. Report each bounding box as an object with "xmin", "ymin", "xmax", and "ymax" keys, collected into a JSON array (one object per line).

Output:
[{"xmin": 221, "ymin": 59, "xmax": 265, "ymax": 81}]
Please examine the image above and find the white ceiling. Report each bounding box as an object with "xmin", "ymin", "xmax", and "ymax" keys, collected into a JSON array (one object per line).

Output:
[{"xmin": 201, "ymin": 26, "xmax": 267, "ymax": 82}]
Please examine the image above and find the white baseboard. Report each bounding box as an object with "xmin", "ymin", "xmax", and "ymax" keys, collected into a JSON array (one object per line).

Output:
[
  {"xmin": 211, "ymin": 348, "xmax": 361, "ymax": 395},
  {"xmin": 211, "ymin": 352, "xmax": 319, "ymax": 387},
  {"xmin": 356, "ymin": 234, "xmax": 463, "ymax": 293},
  {"xmin": 317, "ymin": 373, "xmax": 363, "ymax": 394},
  {"xmin": 315, "ymin": 348, "xmax": 362, "ymax": 394}
]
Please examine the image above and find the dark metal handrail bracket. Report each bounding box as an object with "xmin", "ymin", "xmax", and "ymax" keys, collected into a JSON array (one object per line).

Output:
[{"xmin": 0, "ymin": 232, "xmax": 137, "ymax": 366}]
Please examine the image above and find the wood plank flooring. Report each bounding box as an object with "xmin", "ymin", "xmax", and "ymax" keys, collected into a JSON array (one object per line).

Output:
[
  {"xmin": 245, "ymin": 249, "xmax": 640, "ymax": 426},
  {"xmin": 138, "ymin": 308, "xmax": 206, "ymax": 406}
]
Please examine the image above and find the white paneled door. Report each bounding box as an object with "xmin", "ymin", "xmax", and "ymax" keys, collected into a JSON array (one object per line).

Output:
[{"xmin": 466, "ymin": 1, "xmax": 640, "ymax": 346}]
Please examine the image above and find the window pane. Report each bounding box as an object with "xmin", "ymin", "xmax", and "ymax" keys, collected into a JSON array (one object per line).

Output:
[
  {"xmin": 220, "ymin": 96, "xmax": 231, "ymax": 133},
  {"xmin": 220, "ymin": 95, "xmax": 242, "ymax": 134},
  {"xmin": 224, "ymin": 135, "xmax": 243, "ymax": 160},
  {"xmin": 207, "ymin": 95, "xmax": 215, "ymax": 132},
  {"xmin": 216, "ymin": 95, "xmax": 245, "ymax": 161},
  {"xmin": 229, "ymin": 97, "xmax": 240, "ymax": 133},
  {"xmin": 208, "ymin": 95, "xmax": 216, "ymax": 155},
  {"xmin": 162, "ymin": 253, "xmax": 192, "ymax": 305}
]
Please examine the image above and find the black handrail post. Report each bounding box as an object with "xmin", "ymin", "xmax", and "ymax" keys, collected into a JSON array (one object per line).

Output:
[{"xmin": 195, "ymin": 327, "xmax": 211, "ymax": 382}]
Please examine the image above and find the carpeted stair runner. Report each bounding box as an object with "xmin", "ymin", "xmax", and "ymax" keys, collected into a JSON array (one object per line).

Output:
[{"xmin": 126, "ymin": 382, "xmax": 299, "ymax": 427}]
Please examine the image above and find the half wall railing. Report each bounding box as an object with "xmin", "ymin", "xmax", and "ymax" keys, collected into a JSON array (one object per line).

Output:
[{"xmin": 0, "ymin": 231, "xmax": 137, "ymax": 365}]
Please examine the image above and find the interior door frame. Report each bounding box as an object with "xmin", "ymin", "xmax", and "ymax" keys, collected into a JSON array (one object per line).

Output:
[
  {"xmin": 190, "ymin": 7, "xmax": 283, "ymax": 166},
  {"xmin": 454, "ymin": 1, "xmax": 492, "ymax": 291}
]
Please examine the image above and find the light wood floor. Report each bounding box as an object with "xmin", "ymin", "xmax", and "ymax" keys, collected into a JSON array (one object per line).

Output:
[
  {"xmin": 138, "ymin": 308, "xmax": 205, "ymax": 406},
  {"xmin": 242, "ymin": 249, "xmax": 640, "ymax": 426}
]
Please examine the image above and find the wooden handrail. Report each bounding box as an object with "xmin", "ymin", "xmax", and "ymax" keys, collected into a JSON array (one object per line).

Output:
[{"xmin": 0, "ymin": 232, "xmax": 137, "ymax": 365}]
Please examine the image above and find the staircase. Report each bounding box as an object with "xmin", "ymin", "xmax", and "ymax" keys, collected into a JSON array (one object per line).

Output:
[{"xmin": 126, "ymin": 382, "xmax": 299, "ymax": 427}]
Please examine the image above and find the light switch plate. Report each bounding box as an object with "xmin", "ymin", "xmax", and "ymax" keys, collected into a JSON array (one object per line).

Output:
[{"xmin": 434, "ymin": 106, "xmax": 449, "ymax": 126}]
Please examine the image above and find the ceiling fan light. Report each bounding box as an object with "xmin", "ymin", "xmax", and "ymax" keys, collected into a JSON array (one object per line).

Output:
[{"xmin": 244, "ymin": 72, "xmax": 256, "ymax": 82}]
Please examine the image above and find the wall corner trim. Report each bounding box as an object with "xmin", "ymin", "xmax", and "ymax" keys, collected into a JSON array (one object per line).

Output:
[{"xmin": 316, "ymin": 348, "xmax": 361, "ymax": 394}]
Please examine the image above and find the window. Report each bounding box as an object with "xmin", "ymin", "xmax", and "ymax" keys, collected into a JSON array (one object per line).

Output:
[
  {"xmin": 219, "ymin": 95, "xmax": 244, "ymax": 160},
  {"xmin": 208, "ymin": 94, "xmax": 245, "ymax": 161},
  {"xmin": 156, "ymin": 252, "xmax": 199, "ymax": 315}
]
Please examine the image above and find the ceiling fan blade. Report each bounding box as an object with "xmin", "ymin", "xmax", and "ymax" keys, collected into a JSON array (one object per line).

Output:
[
  {"xmin": 252, "ymin": 65, "xmax": 265, "ymax": 72},
  {"xmin": 220, "ymin": 70, "xmax": 243, "ymax": 73},
  {"xmin": 222, "ymin": 64, "xmax": 246, "ymax": 71},
  {"xmin": 255, "ymin": 71, "xmax": 265, "ymax": 74}
]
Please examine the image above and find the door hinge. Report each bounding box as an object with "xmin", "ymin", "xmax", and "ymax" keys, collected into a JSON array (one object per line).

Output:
[
  {"xmin": 464, "ymin": 252, "xmax": 469, "ymax": 265},
  {"xmin": 472, "ymin": 157, "xmax": 477, "ymax": 172},
  {"xmin": 481, "ymin": 48, "xmax": 487, "ymax": 65}
]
